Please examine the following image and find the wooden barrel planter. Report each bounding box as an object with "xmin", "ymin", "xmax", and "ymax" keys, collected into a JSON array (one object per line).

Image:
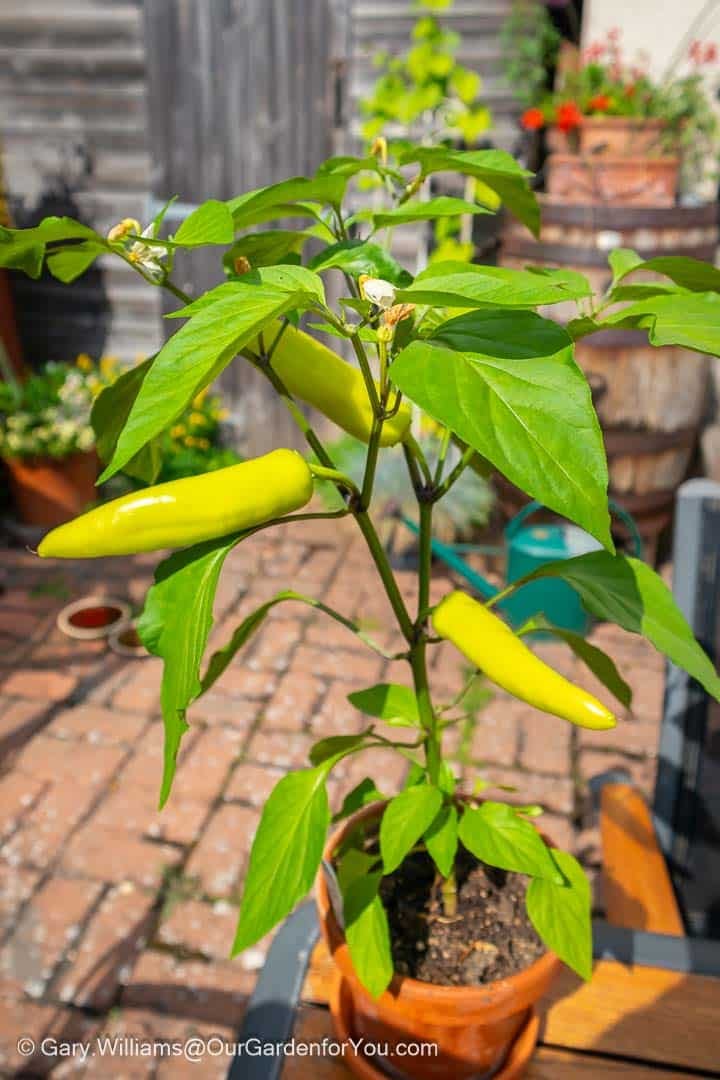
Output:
[{"xmin": 500, "ymin": 200, "xmax": 717, "ymax": 558}]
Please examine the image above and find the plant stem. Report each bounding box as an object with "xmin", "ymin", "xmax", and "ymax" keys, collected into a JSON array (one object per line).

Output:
[
  {"xmin": 355, "ymin": 510, "xmax": 414, "ymax": 642},
  {"xmin": 432, "ymin": 445, "xmax": 475, "ymax": 502},
  {"xmin": 350, "ymin": 333, "xmax": 381, "ymax": 414},
  {"xmin": 433, "ymin": 426, "xmax": 452, "ymax": 484},
  {"xmin": 441, "ymin": 868, "xmax": 458, "ymax": 917},
  {"xmin": 404, "ymin": 431, "xmax": 433, "ymax": 486},
  {"xmin": 412, "ymin": 499, "xmax": 441, "ymax": 784}
]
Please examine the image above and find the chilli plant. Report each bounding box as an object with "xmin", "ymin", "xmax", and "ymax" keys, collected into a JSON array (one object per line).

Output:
[{"xmin": 3, "ymin": 144, "xmax": 720, "ymax": 997}]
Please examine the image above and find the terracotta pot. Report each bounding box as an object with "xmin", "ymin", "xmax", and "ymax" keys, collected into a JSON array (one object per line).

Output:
[
  {"xmin": 548, "ymin": 116, "xmax": 671, "ymax": 157},
  {"xmin": 4, "ymin": 450, "xmax": 99, "ymax": 527},
  {"xmin": 316, "ymin": 802, "xmax": 562, "ymax": 1080},
  {"xmin": 546, "ymin": 152, "xmax": 679, "ymax": 207}
]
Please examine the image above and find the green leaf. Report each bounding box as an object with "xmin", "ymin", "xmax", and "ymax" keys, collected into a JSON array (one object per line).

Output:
[
  {"xmin": 613, "ymin": 252, "xmax": 720, "ymax": 293},
  {"xmin": 224, "ymin": 230, "xmax": 315, "ymax": 270},
  {"xmin": 309, "ymin": 729, "xmax": 374, "ymax": 767},
  {"xmin": 431, "ymin": 307, "xmax": 572, "ymax": 354},
  {"xmin": 347, "ymin": 683, "xmax": 419, "ymax": 726},
  {"xmin": 333, "ymin": 777, "xmax": 385, "ymax": 823},
  {"xmin": 309, "ymin": 240, "xmax": 412, "ymax": 286},
  {"xmin": 91, "ymin": 357, "xmax": 162, "ymax": 484},
  {"xmin": 228, "ymin": 175, "xmax": 347, "ymax": 229},
  {"xmin": 424, "ymin": 803, "xmax": 458, "ymax": 877},
  {"xmin": 397, "ymin": 262, "xmax": 590, "ymax": 308},
  {"xmin": 608, "ymin": 247, "xmax": 643, "ymax": 286},
  {"xmin": 233, "ymin": 767, "xmax": 330, "ymax": 952},
  {"xmin": 392, "ymin": 317, "xmax": 612, "ymax": 549},
  {"xmin": 343, "ymin": 872, "xmax": 394, "ymax": 998},
  {"xmin": 316, "ymin": 154, "xmax": 384, "ymax": 179},
  {"xmin": 380, "ymin": 785, "xmax": 443, "ymax": 874},
  {"xmin": 458, "ymin": 802, "xmax": 563, "ymax": 882},
  {"xmin": 400, "ymin": 146, "xmax": 540, "ymax": 236},
  {"xmin": 174, "ymin": 199, "xmax": 235, "ymax": 247},
  {"xmin": 526, "ymin": 553, "xmax": 720, "ymax": 701},
  {"xmin": 168, "ymin": 266, "xmax": 326, "ymax": 317},
  {"xmin": 520, "ymin": 615, "xmax": 632, "ymax": 710},
  {"xmin": 100, "ymin": 282, "xmax": 313, "ymax": 482},
  {"xmin": 47, "ymin": 241, "xmax": 105, "ymax": 283},
  {"xmin": 366, "ymin": 196, "xmax": 491, "ymax": 228},
  {"xmin": 199, "ymin": 590, "xmax": 307, "ymax": 695},
  {"xmin": 0, "ymin": 216, "xmax": 102, "ymax": 278},
  {"xmin": 137, "ymin": 537, "xmax": 236, "ymax": 807},
  {"xmin": 585, "ymin": 292, "xmax": 720, "ymax": 357},
  {"xmin": 526, "ymin": 849, "xmax": 592, "ymax": 980}
]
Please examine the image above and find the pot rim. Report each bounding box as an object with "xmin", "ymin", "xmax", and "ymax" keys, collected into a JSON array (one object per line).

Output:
[
  {"xmin": 56, "ymin": 595, "xmax": 132, "ymax": 641},
  {"xmin": 316, "ymin": 799, "xmax": 562, "ymax": 1008}
]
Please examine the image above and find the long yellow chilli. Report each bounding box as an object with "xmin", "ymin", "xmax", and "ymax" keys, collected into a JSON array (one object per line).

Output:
[
  {"xmin": 433, "ymin": 591, "xmax": 616, "ymax": 730},
  {"xmin": 261, "ymin": 322, "xmax": 411, "ymax": 446},
  {"xmin": 37, "ymin": 449, "xmax": 313, "ymax": 559}
]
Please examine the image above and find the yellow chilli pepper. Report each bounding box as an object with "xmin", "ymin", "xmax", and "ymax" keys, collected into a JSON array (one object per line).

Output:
[
  {"xmin": 38, "ymin": 449, "xmax": 313, "ymax": 559},
  {"xmin": 433, "ymin": 591, "xmax": 616, "ymax": 730},
  {"xmin": 260, "ymin": 322, "xmax": 411, "ymax": 447}
]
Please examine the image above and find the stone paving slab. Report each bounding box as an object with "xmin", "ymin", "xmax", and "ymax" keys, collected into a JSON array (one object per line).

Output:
[{"xmin": 0, "ymin": 521, "xmax": 667, "ymax": 1075}]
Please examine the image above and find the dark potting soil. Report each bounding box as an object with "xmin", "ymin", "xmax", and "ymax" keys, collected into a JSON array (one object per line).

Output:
[{"xmin": 380, "ymin": 846, "xmax": 544, "ymax": 986}]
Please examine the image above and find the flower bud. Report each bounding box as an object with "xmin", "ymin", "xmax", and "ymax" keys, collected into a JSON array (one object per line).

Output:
[{"xmin": 360, "ymin": 277, "xmax": 396, "ymax": 310}]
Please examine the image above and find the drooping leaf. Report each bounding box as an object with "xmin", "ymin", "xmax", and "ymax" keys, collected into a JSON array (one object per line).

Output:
[
  {"xmin": 424, "ymin": 803, "xmax": 458, "ymax": 877},
  {"xmin": 47, "ymin": 241, "xmax": 106, "ymax": 283},
  {"xmin": 0, "ymin": 216, "xmax": 103, "ymax": 278},
  {"xmin": 459, "ymin": 802, "xmax": 563, "ymax": 882},
  {"xmin": 137, "ymin": 537, "xmax": 237, "ymax": 807},
  {"xmin": 391, "ymin": 316, "xmax": 612, "ymax": 549},
  {"xmin": 399, "ymin": 146, "xmax": 540, "ymax": 236},
  {"xmin": 580, "ymin": 292, "xmax": 720, "ymax": 358},
  {"xmin": 526, "ymin": 849, "xmax": 592, "ymax": 980},
  {"xmin": 199, "ymin": 590, "xmax": 304, "ymax": 695},
  {"xmin": 396, "ymin": 262, "xmax": 590, "ymax": 308},
  {"xmin": 380, "ymin": 785, "xmax": 443, "ymax": 874},
  {"xmin": 519, "ymin": 614, "xmax": 632, "ymax": 710},
  {"xmin": 174, "ymin": 199, "xmax": 235, "ymax": 247},
  {"xmin": 347, "ymin": 683, "xmax": 420, "ymax": 726},
  {"xmin": 91, "ymin": 357, "xmax": 162, "ymax": 484},
  {"xmin": 343, "ymin": 872, "xmax": 394, "ymax": 998},
  {"xmin": 524, "ymin": 552, "xmax": 720, "ymax": 701},
  {"xmin": 100, "ymin": 280, "xmax": 317, "ymax": 482},
  {"xmin": 309, "ymin": 240, "xmax": 412, "ymax": 286},
  {"xmin": 224, "ymin": 230, "xmax": 315, "ymax": 271},
  {"xmin": 233, "ymin": 767, "xmax": 330, "ymax": 952}
]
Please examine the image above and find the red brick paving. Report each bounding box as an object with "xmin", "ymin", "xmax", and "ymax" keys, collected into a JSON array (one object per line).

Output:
[{"xmin": 0, "ymin": 524, "xmax": 668, "ymax": 1074}]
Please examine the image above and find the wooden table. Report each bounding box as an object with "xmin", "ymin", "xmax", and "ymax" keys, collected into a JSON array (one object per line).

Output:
[{"xmin": 281, "ymin": 940, "xmax": 720, "ymax": 1078}]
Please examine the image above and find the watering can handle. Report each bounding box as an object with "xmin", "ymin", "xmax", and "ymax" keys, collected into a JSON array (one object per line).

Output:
[{"xmin": 505, "ymin": 500, "xmax": 643, "ymax": 558}]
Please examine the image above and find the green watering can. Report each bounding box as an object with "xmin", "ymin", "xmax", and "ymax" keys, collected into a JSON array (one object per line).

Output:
[{"xmin": 403, "ymin": 500, "xmax": 643, "ymax": 635}]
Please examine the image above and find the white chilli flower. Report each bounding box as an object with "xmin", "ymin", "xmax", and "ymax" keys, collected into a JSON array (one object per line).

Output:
[{"xmin": 360, "ymin": 276, "xmax": 396, "ymax": 310}]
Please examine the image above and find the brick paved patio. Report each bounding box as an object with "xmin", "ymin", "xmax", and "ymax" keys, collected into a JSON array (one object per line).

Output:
[{"xmin": 0, "ymin": 519, "xmax": 666, "ymax": 1075}]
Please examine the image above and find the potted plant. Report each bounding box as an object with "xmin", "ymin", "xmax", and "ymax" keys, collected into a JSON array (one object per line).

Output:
[
  {"xmin": 0, "ymin": 353, "xmax": 118, "ymax": 527},
  {"xmin": 3, "ymin": 145, "xmax": 720, "ymax": 1077},
  {"xmin": 518, "ymin": 28, "xmax": 720, "ymax": 205}
]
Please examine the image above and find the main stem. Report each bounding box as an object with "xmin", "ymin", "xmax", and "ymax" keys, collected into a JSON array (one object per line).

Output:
[{"xmin": 413, "ymin": 499, "xmax": 441, "ymax": 785}]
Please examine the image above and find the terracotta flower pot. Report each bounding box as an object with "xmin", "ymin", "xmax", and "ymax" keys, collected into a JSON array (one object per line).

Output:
[
  {"xmin": 546, "ymin": 152, "xmax": 679, "ymax": 207},
  {"xmin": 4, "ymin": 450, "xmax": 99, "ymax": 527},
  {"xmin": 316, "ymin": 802, "xmax": 562, "ymax": 1080},
  {"xmin": 548, "ymin": 116, "xmax": 670, "ymax": 157}
]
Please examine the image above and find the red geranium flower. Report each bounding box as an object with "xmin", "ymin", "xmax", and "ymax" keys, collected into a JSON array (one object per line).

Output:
[
  {"xmin": 521, "ymin": 107, "xmax": 545, "ymax": 131},
  {"xmin": 705, "ymin": 42, "xmax": 718, "ymax": 63},
  {"xmin": 588, "ymin": 94, "xmax": 612, "ymax": 112},
  {"xmin": 556, "ymin": 101, "xmax": 583, "ymax": 133}
]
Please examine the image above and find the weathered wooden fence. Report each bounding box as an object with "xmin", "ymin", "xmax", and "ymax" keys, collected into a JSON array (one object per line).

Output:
[{"xmin": 143, "ymin": 0, "xmax": 347, "ymax": 452}]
